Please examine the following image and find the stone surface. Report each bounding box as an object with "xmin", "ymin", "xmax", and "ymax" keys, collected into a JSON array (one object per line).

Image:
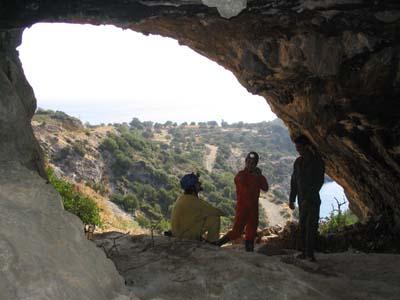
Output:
[
  {"xmin": 32, "ymin": 118, "xmax": 110, "ymax": 184},
  {"xmin": 0, "ymin": 29, "xmax": 46, "ymax": 178},
  {"xmin": 0, "ymin": 162, "xmax": 132, "ymax": 300},
  {"xmin": 94, "ymin": 232, "xmax": 400, "ymax": 300}
]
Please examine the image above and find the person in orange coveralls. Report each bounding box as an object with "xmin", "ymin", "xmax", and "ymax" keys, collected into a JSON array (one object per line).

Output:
[{"xmin": 216, "ymin": 152, "xmax": 269, "ymax": 251}]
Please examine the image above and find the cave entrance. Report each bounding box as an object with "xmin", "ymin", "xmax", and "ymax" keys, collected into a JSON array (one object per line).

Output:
[
  {"xmin": 18, "ymin": 23, "xmax": 351, "ymax": 231},
  {"xmin": 18, "ymin": 23, "xmax": 288, "ymax": 230}
]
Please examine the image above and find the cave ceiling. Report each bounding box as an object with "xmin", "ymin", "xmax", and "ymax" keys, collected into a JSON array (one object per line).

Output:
[{"xmin": 1, "ymin": 0, "xmax": 400, "ymax": 225}]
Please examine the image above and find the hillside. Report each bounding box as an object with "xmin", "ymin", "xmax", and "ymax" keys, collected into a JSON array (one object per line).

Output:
[{"xmin": 32, "ymin": 110, "xmax": 297, "ymax": 232}]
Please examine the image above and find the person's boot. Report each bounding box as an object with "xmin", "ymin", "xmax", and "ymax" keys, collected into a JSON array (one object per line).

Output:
[
  {"xmin": 296, "ymin": 252, "xmax": 306, "ymax": 259},
  {"xmin": 213, "ymin": 234, "xmax": 230, "ymax": 247},
  {"xmin": 245, "ymin": 240, "xmax": 254, "ymax": 252},
  {"xmin": 307, "ymin": 254, "xmax": 316, "ymax": 262},
  {"xmin": 306, "ymin": 250, "xmax": 316, "ymax": 262}
]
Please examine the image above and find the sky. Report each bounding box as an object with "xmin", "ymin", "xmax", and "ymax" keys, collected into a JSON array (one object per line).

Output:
[{"xmin": 18, "ymin": 23, "xmax": 276, "ymax": 125}]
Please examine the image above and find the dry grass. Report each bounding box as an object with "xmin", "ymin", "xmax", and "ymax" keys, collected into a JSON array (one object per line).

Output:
[{"xmin": 74, "ymin": 183, "xmax": 145, "ymax": 234}]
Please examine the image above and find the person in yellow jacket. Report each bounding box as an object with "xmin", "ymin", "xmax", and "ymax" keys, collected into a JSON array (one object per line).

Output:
[{"xmin": 171, "ymin": 173, "xmax": 224, "ymax": 242}]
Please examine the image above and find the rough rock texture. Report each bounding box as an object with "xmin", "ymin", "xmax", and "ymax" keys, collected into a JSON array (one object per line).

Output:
[
  {"xmin": 0, "ymin": 29, "xmax": 46, "ymax": 178},
  {"xmin": 94, "ymin": 232, "xmax": 400, "ymax": 300},
  {"xmin": 0, "ymin": 1, "xmax": 399, "ymax": 227},
  {"xmin": 0, "ymin": 162, "xmax": 132, "ymax": 300},
  {"xmin": 32, "ymin": 118, "xmax": 111, "ymax": 184}
]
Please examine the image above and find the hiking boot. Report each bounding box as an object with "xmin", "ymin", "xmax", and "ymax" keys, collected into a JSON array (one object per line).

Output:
[
  {"xmin": 214, "ymin": 234, "xmax": 230, "ymax": 247},
  {"xmin": 245, "ymin": 240, "xmax": 254, "ymax": 252},
  {"xmin": 296, "ymin": 252, "xmax": 306, "ymax": 260},
  {"xmin": 307, "ymin": 254, "xmax": 316, "ymax": 262}
]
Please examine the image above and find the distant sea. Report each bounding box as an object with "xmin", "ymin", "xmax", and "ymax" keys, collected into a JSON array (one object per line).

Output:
[{"xmin": 35, "ymin": 102, "xmax": 275, "ymax": 126}]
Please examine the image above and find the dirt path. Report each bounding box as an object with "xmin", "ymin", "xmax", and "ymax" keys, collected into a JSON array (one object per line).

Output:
[
  {"xmin": 259, "ymin": 194, "xmax": 290, "ymax": 226},
  {"xmin": 203, "ymin": 144, "xmax": 218, "ymax": 173}
]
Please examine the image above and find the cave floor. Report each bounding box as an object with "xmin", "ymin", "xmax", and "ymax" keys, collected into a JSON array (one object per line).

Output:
[{"xmin": 94, "ymin": 232, "xmax": 400, "ymax": 300}]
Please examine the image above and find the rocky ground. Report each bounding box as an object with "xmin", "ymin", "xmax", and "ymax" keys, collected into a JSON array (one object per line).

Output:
[{"xmin": 94, "ymin": 232, "xmax": 400, "ymax": 300}]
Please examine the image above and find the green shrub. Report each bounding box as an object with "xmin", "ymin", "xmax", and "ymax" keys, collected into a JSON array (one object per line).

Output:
[
  {"xmin": 112, "ymin": 150, "xmax": 133, "ymax": 175},
  {"xmin": 130, "ymin": 117, "xmax": 144, "ymax": 130},
  {"xmin": 72, "ymin": 141, "xmax": 86, "ymax": 157},
  {"xmin": 110, "ymin": 193, "xmax": 139, "ymax": 213},
  {"xmin": 220, "ymin": 216, "xmax": 234, "ymax": 232},
  {"xmin": 319, "ymin": 209, "xmax": 358, "ymax": 235},
  {"xmin": 101, "ymin": 137, "xmax": 118, "ymax": 152},
  {"xmin": 47, "ymin": 168, "xmax": 101, "ymax": 226},
  {"xmin": 136, "ymin": 214, "xmax": 151, "ymax": 228},
  {"xmin": 36, "ymin": 108, "xmax": 53, "ymax": 115},
  {"xmin": 123, "ymin": 132, "xmax": 147, "ymax": 151}
]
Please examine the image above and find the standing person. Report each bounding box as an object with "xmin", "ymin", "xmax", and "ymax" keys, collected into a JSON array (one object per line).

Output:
[
  {"xmin": 288, "ymin": 135, "xmax": 325, "ymax": 262},
  {"xmin": 171, "ymin": 173, "xmax": 224, "ymax": 243},
  {"xmin": 216, "ymin": 152, "xmax": 269, "ymax": 251}
]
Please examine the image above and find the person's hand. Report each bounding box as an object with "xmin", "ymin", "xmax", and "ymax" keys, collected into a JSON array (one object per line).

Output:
[
  {"xmin": 254, "ymin": 167, "xmax": 262, "ymax": 176},
  {"xmin": 289, "ymin": 202, "xmax": 295, "ymax": 210}
]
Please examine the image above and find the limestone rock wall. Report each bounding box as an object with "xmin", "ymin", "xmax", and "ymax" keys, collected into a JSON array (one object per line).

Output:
[
  {"xmin": 0, "ymin": 161, "xmax": 131, "ymax": 300},
  {"xmin": 0, "ymin": 29, "xmax": 46, "ymax": 178}
]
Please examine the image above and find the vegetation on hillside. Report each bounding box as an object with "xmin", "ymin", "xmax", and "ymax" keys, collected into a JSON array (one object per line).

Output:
[
  {"xmin": 47, "ymin": 167, "xmax": 102, "ymax": 226},
  {"xmin": 99, "ymin": 125, "xmax": 237, "ymax": 231},
  {"xmin": 34, "ymin": 110, "xmax": 297, "ymax": 232},
  {"xmin": 98, "ymin": 118, "xmax": 296, "ymax": 231},
  {"xmin": 34, "ymin": 108, "xmax": 83, "ymax": 128}
]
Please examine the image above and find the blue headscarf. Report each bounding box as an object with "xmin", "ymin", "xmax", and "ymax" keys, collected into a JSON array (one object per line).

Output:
[{"xmin": 180, "ymin": 173, "xmax": 199, "ymax": 190}]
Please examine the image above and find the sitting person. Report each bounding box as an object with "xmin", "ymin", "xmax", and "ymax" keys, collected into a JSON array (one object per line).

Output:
[{"xmin": 171, "ymin": 173, "xmax": 224, "ymax": 242}]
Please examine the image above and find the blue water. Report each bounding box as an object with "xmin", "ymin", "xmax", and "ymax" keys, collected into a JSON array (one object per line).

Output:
[{"xmin": 319, "ymin": 182, "xmax": 348, "ymax": 218}]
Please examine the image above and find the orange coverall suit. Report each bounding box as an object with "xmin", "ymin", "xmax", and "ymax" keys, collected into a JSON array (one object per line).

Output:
[{"xmin": 227, "ymin": 169, "xmax": 269, "ymax": 241}]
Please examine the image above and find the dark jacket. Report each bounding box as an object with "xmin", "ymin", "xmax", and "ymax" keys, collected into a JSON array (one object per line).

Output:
[{"xmin": 289, "ymin": 151, "xmax": 325, "ymax": 206}]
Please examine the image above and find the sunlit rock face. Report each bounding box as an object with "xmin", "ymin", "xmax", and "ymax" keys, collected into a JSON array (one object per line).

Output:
[
  {"xmin": 0, "ymin": 1, "xmax": 399, "ymax": 222},
  {"xmin": 0, "ymin": 162, "xmax": 130, "ymax": 300}
]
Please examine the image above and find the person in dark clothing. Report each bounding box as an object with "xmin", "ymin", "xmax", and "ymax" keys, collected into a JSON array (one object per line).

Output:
[
  {"xmin": 215, "ymin": 152, "xmax": 269, "ymax": 251},
  {"xmin": 288, "ymin": 135, "xmax": 325, "ymax": 261}
]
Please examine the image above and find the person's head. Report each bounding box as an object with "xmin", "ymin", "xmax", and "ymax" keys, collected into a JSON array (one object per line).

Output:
[
  {"xmin": 245, "ymin": 152, "xmax": 259, "ymax": 171},
  {"xmin": 294, "ymin": 135, "xmax": 311, "ymax": 156},
  {"xmin": 180, "ymin": 173, "xmax": 202, "ymax": 195}
]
